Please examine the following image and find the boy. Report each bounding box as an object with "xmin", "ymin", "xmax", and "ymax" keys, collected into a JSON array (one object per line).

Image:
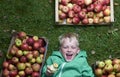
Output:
[{"xmin": 42, "ymin": 33, "xmax": 94, "ymax": 77}]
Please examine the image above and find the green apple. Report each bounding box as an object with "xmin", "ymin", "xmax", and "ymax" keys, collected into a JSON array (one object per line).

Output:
[
  {"xmin": 29, "ymin": 58, "xmax": 36, "ymax": 63},
  {"xmin": 17, "ymin": 63, "xmax": 26, "ymax": 71},
  {"xmin": 104, "ymin": 64, "xmax": 113, "ymax": 73},
  {"xmin": 105, "ymin": 59, "xmax": 112, "ymax": 65},
  {"xmin": 36, "ymin": 57, "xmax": 42, "ymax": 64},
  {"xmin": 16, "ymin": 50, "xmax": 23, "ymax": 57},
  {"xmin": 15, "ymin": 38, "xmax": 22, "ymax": 47},
  {"xmin": 98, "ymin": 61, "xmax": 105, "ymax": 68},
  {"xmin": 23, "ymin": 50, "xmax": 29, "ymax": 55},
  {"xmin": 33, "ymin": 36, "xmax": 39, "ymax": 41}
]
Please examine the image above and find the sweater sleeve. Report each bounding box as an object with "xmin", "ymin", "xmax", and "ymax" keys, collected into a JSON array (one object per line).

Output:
[
  {"xmin": 41, "ymin": 56, "xmax": 53, "ymax": 77},
  {"xmin": 81, "ymin": 58, "xmax": 94, "ymax": 77}
]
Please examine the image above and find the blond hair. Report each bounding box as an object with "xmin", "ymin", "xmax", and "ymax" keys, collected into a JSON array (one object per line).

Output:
[{"xmin": 59, "ymin": 33, "xmax": 79, "ymax": 47}]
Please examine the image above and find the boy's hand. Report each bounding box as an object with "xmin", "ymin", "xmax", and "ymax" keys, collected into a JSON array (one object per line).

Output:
[{"xmin": 46, "ymin": 66, "xmax": 54, "ymax": 76}]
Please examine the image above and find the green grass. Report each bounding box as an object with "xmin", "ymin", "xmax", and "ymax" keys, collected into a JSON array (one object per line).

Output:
[{"xmin": 0, "ymin": 0, "xmax": 120, "ymax": 71}]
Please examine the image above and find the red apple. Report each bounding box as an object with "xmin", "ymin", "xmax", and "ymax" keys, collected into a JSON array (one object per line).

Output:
[
  {"xmin": 32, "ymin": 72, "xmax": 39, "ymax": 77},
  {"xmin": 59, "ymin": 12, "xmax": 67, "ymax": 19},
  {"xmin": 71, "ymin": 0, "xmax": 77, "ymax": 4},
  {"xmin": 21, "ymin": 43, "xmax": 29, "ymax": 51},
  {"xmin": 68, "ymin": 10, "xmax": 75, "ymax": 18},
  {"xmin": 9, "ymin": 70, "xmax": 17, "ymax": 77},
  {"xmin": 9, "ymin": 48, "xmax": 17, "ymax": 55},
  {"xmin": 77, "ymin": 0, "xmax": 84, "ymax": 6},
  {"xmin": 2, "ymin": 68, "xmax": 9, "ymax": 76},
  {"xmin": 33, "ymin": 41, "xmax": 41, "ymax": 50},
  {"xmin": 38, "ymin": 38, "xmax": 46, "ymax": 47},
  {"xmin": 17, "ymin": 31, "xmax": 26, "ymax": 40},
  {"xmin": 26, "ymin": 37, "xmax": 34, "ymax": 46},
  {"xmin": 33, "ymin": 50, "xmax": 39, "ymax": 58},
  {"xmin": 11, "ymin": 57, "xmax": 19, "ymax": 64},
  {"xmin": 87, "ymin": 4, "xmax": 94, "ymax": 12},
  {"xmin": 94, "ymin": 4, "xmax": 102, "ymax": 13},
  {"xmin": 103, "ymin": 8, "xmax": 110, "ymax": 16},
  {"xmin": 73, "ymin": 4, "xmax": 81, "ymax": 13},
  {"xmin": 78, "ymin": 11, "xmax": 86, "ymax": 19},
  {"xmin": 61, "ymin": 0, "xmax": 69, "ymax": 5},
  {"xmin": 3, "ymin": 61, "xmax": 9, "ymax": 68},
  {"xmin": 102, "ymin": 5, "xmax": 107, "ymax": 11},
  {"xmin": 25, "ymin": 67, "xmax": 33, "ymax": 75},
  {"xmin": 40, "ymin": 47, "xmax": 46, "ymax": 54},
  {"xmin": 26, "ymin": 53, "xmax": 33, "ymax": 60},
  {"xmin": 81, "ymin": 9, "xmax": 87, "ymax": 13},
  {"xmin": 112, "ymin": 58, "xmax": 120, "ymax": 64},
  {"xmin": 105, "ymin": 0, "xmax": 110, "ymax": 5},
  {"xmin": 32, "ymin": 63, "xmax": 40, "ymax": 72},
  {"xmin": 72, "ymin": 17, "xmax": 80, "ymax": 24},
  {"xmin": 95, "ymin": 68, "xmax": 103, "ymax": 76},
  {"xmin": 82, "ymin": 18, "xmax": 89, "ymax": 24},
  {"xmin": 8, "ymin": 64, "xmax": 16, "ymax": 71},
  {"xmin": 108, "ymin": 74, "xmax": 115, "ymax": 77},
  {"xmin": 20, "ymin": 56, "xmax": 27, "ymax": 63}
]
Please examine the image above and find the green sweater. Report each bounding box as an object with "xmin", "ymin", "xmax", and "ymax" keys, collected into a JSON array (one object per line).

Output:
[{"xmin": 42, "ymin": 50, "xmax": 94, "ymax": 77}]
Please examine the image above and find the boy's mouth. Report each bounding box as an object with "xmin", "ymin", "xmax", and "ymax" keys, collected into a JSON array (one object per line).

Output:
[{"xmin": 66, "ymin": 53, "xmax": 73, "ymax": 60}]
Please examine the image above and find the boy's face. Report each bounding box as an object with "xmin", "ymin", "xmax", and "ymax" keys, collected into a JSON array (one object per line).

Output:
[{"xmin": 60, "ymin": 38, "xmax": 80, "ymax": 62}]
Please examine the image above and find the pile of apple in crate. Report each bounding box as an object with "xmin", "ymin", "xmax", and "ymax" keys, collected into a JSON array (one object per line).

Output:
[
  {"xmin": 56, "ymin": 0, "xmax": 114, "ymax": 25},
  {"xmin": 94, "ymin": 58, "xmax": 120, "ymax": 77},
  {"xmin": 1, "ymin": 32, "xmax": 47, "ymax": 77}
]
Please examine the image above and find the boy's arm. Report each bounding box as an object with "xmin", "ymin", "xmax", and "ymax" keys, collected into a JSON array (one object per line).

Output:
[
  {"xmin": 81, "ymin": 58, "xmax": 94, "ymax": 77},
  {"xmin": 41, "ymin": 56, "xmax": 53, "ymax": 77}
]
